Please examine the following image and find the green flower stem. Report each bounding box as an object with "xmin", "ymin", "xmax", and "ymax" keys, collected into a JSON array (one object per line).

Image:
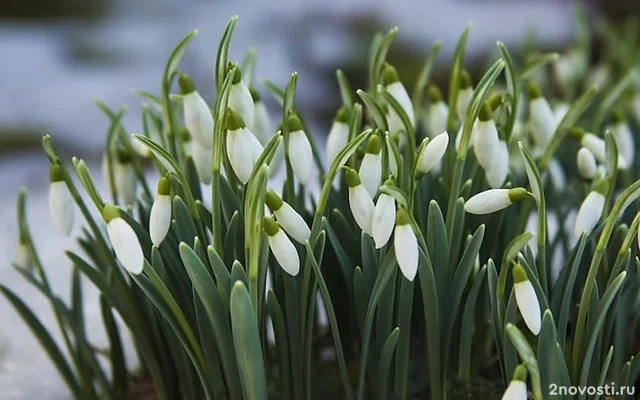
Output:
[{"xmin": 571, "ymin": 179, "xmax": 640, "ymax": 380}]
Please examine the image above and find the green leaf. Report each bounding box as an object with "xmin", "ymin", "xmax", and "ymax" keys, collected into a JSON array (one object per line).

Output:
[
  {"xmin": 266, "ymin": 290, "xmax": 291, "ymax": 399},
  {"xmin": 595, "ymin": 347, "xmax": 614, "ymax": 400},
  {"xmin": 505, "ymin": 323, "xmax": 543, "ymax": 400},
  {"xmin": 411, "ymin": 41, "xmax": 442, "ymax": 123},
  {"xmin": 376, "ymin": 327, "xmax": 400, "ymax": 400},
  {"xmin": 240, "ymin": 48, "xmax": 256, "ymax": 87},
  {"xmin": 592, "ymin": 68, "xmax": 636, "ymax": 132},
  {"xmin": 497, "ymin": 41, "xmax": 518, "ymax": 140},
  {"xmin": 164, "ymin": 30, "xmax": 198, "ymax": 87},
  {"xmin": 556, "ymin": 234, "xmax": 588, "ymax": 345},
  {"xmin": 224, "ymin": 211, "xmax": 241, "ymax": 266},
  {"xmin": 368, "ymin": 27, "xmax": 398, "ymax": 93},
  {"xmin": 354, "ymin": 266, "xmax": 366, "ymax": 335},
  {"xmin": 446, "ymin": 24, "xmax": 471, "ymax": 131},
  {"xmin": 173, "ymin": 195, "xmax": 199, "ymax": 243},
  {"xmin": 0, "ymin": 285, "xmax": 81, "ymax": 399},
  {"xmin": 336, "ymin": 69, "xmax": 355, "ymax": 107},
  {"xmin": 537, "ymin": 311, "xmax": 571, "ymax": 399},
  {"xmin": 215, "ymin": 17, "xmax": 238, "ymax": 89},
  {"xmin": 263, "ymin": 80, "xmax": 284, "ymax": 105},
  {"xmin": 458, "ymin": 265, "xmax": 487, "ymax": 380},
  {"xmin": 230, "ymin": 281, "xmax": 268, "ymax": 400},
  {"xmin": 357, "ymin": 89, "xmax": 388, "ymax": 132},
  {"xmin": 519, "ymin": 52, "xmax": 559, "ymax": 79},
  {"xmin": 100, "ymin": 296, "xmax": 127, "ymax": 397}
]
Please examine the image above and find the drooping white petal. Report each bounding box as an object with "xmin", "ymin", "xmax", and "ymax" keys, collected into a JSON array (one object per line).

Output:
[
  {"xmin": 427, "ymin": 102, "xmax": 449, "ymax": 139},
  {"xmin": 227, "ymin": 128, "xmax": 256, "ymax": 184},
  {"xmin": 372, "ymin": 194, "xmax": 396, "ymax": 249},
  {"xmin": 192, "ymin": 141, "xmax": 213, "ymax": 184},
  {"xmin": 546, "ymin": 158, "xmax": 566, "ymax": 192},
  {"xmin": 417, "ymin": 131, "xmax": 449, "ymax": 175},
  {"xmin": 514, "ymin": 280, "xmax": 541, "ymax": 335},
  {"xmin": 386, "ymin": 108, "xmax": 405, "ymax": 139},
  {"xmin": 501, "ymin": 380, "xmax": 528, "ymax": 400},
  {"xmin": 581, "ymin": 133, "xmax": 606, "ymax": 163},
  {"xmin": 387, "ymin": 81, "xmax": 415, "ymax": 125},
  {"xmin": 49, "ymin": 181, "xmax": 74, "ymax": 236},
  {"xmin": 107, "ymin": 217, "xmax": 144, "ymax": 274},
  {"xmin": 16, "ymin": 243, "xmax": 31, "ymax": 270},
  {"xmin": 149, "ymin": 195, "xmax": 172, "ymax": 246},
  {"xmin": 251, "ymin": 101, "xmax": 272, "ymax": 146},
  {"xmin": 456, "ymin": 88, "xmax": 473, "ymax": 122},
  {"xmin": 574, "ymin": 191, "xmax": 605, "ymax": 237},
  {"xmin": 577, "ymin": 148, "xmax": 597, "ymax": 180},
  {"xmin": 228, "ymin": 81, "xmax": 255, "ymax": 131},
  {"xmin": 612, "ymin": 123, "xmax": 635, "ymax": 169},
  {"xmin": 359, "ymin": 153, "xmax": 382, "ymax": 198},
  {"xmin": 474, "ymin": 119, "xmax": 500, "ymax": 170},
  {"xmin": 288, "ymin": 130, "xmax": 313, "ymax": 185},
  {"xmin": 464, "ymin": 189, "xmax": 512, "ymax": 215},
  {"xmin": 529, "ymin": 97, "xmax": 555, "ymax": 150},
  {"xmin": 183, "ymin": 91, "xmax": 214, "ymax": 148},
  {"xmin": 348, "ymin": 184, "xmax": 375, "ymax": 235},
  {"xmin": 275, "ymin": 203, "xmax": 310, "ymax": 244},
  {"xmin": 485, "ymin": 140, "xmax": 509, "ymax": 188},
  {"xmin": 394, "ymin": 224, "xmax": 418, "ymax": 281},
  {"xmin": 326, "ymin": 121, "xmax": 349, "ymax": 167},
  {"xmin": 268, "ymin": 229, "xmax": 300, "ymax": 276},
  {"xmin": 115, "ymin": 162, "xmax": 137, "ymax": 205}
]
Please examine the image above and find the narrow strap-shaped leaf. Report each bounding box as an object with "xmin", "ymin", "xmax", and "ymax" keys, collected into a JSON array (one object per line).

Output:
[
  {"xmin": 267, "ymin": 290, "xmax": 292, "ymax": 400},
  {"xmin": 458, "ymin": 265, "xmax": 488, "ymax": 380},
  {"xmin": 497, "ymin": 41, "xmax": 518, "ymax": 140},
  {"xmin": 336, "ymin": 69, "xmax": 354, "ymax": 107},
  {"xmin": 375, "ymin": 327, "xmax": 400, "ymax": 400},
  {"xmin": 505, "ymin": 323, "xmax": 543, "ymax": 400},
  {"xmin": 215, "ymin": 17, "xmax": 237, "ymax": 89},
  {"xmin": 230, "ymin": 281, "xmax": 267, "ymax": 400},
  {"xmin": 357, "ymin": 89, "xmax": 388, "ymax": 132},
  {"xmin": 537, "ymin": 311, "xmax": 571, "ymax": 400},
  {"xmin": 592, "ymin": 68, "xmax": 637, "ymax": 132},
  {"xmin": 411, "ymin": 41, "xmax": 442, "ymax": 123},
  {"xmin": 556, "ymin": 234, "xmax": 588, "ymax": 345},
  {"xmin": 446, "ymin": 24, "xmax": 471, "ymax": 131},
  {"xmin": 100, "ymin": 296, "xmax": 127, "ymax": 397},
  {"xmin": 594, "ymin": 346, "xmax": 614, "ymax": 400}
]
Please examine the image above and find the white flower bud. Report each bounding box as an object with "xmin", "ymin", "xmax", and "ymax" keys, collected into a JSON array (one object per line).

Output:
[
  {"xmin": 485, "ymin": 140, "xmax": 509, "ymax": 189},
  {"xmin": 456, "ymin": 71, "xmax": 473, "ymax": 121},
  {"xmin": 427, "ymin": 102, "xmax": 448, "ymax": 140},
  {"xmin": 383, "ymin": 64, "xmax": 415, "ymax": 125},
  {"xmin": 513, "ymin": 264, "xmax": 541, "ymax": 335},
  {"xmin": 577, "ymin": 148, "xmax": 597, "ymax": 180},
  {"xmin": 149, "ymin": 177, "xmax": 172, "ymax": 246},
  {"xmin": 250, "ymin": 90, "xmax": 273, "ymax": 146},
  {"xmin": 501, "ymin": 365, "xmax": 529, "ymax": 400},
  {"xmin": 264, "ymin": 217, "xmax": 300, "ymax": 276},
  {"xmin": 287, "ymin": 116, "xmax": 313, "ymax": 185},
  {"xmin": 394, "ymin": 209, "xmax": 418, "ymax": 281},
  {"xmin": 474, "ymin": 106, "xmax": 500, "ymax": 170},
  {"xmin": 585, "ymin": 63, "xmax": 611, "ymax": 89},
  {"xmin": 580, "ymin": 133, "xmax": 606, "ymax": 163},
  {"xmin": 179, "ymin": 74, "xmax": 214, "ymax": 148},
  {"xmin": 104, "ymin": 205, "xmax": 144, "ymax": 275},
  {"xmin": 228, "ymin": 69, "xmax": 255, "ymax": 132},
  {"xmin": 346, "ymin": 168, "xmax": 375, "ymax": 235},
  {"xmin": 465, "ymin": 188, "xmax": 528, "ymax": 215},
  {"xmin": 546, "ymin": 158, "xmax": 566, "ymax": 192},
  {"xmin": 265, "ymin": 191, "xmax": 310, "ymax": 244},
  {"xmin": 372, "ymin": 193, "xmax": 396, "ymax": 249},
  {"xmin": 115, "ymin": 155, "xmax": 137, "ymax": 206},
  {"xmin": 16, "ymin": 236, "xmax": 31, "ymax": 271},
  {"xmin": 611, "ymin": 120, "xmax": 635, "ymax": 169},
  {"xmin": 416, "ymin": 131, "xmax": 449, "ymax": 175},
  {"xmin": 526, "ymin": 82, "xmax": 555, "ymax": 151},
  {"xmin": 48, "ymin": 165, "xmax": 74, "ymax": 236},
  {"xmin": 574, "ymin": 190, "xmax": 605, "ymax": 237},
  {"xmin": 359, "ymin": 136, "xmax": 382, "ymax": 197},
  {"xmin": 326, "ymin": 108, "xmax": 350, "ymax": 166},
  {"xmin": 226, "ymin": 110, "xmax": 263, "ymax": 184},
  {"xmin": 192, "ymin": 141, "xmax": 213, "ymax": 184}
]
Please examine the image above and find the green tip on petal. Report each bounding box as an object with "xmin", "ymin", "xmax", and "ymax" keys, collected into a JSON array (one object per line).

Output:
[
  {"xmin": 460, "ymin": 70, "xmax": 472, "ymax": 89},
  {"xmin": 525, "ymin": 80, "xmax": 542, "ymax": 99},
  {"xmin": 265, "ymin": 190, "xmax": 284, "ymax": 211},
  {"xmin": 569, "ymin": 126, "xmax": 586, "ymax": 140},
  {"xmin": 382, "ymin": 63, "xmax": 400, "ymax": 85},
  {"xmin": 345, "ymin": 168, "xmax": 361, "ymax": 187},
  {"xmin": 512, "ymin": 264, "xmax": 528, "ymax": 283},
  {"xmin": 157, "ymin": 177, "xmax": 171, "ymax": 196},
  {"xmin": 286, "ymin": 114, "xmax": 303, "ymax": 132},
  {"xmin": 335, "ymin": 106, "xmax": 350, "ymax": 123},
  {"xmin": 178, "ymin": 73, "xmax": 196, "ymax": 94},
  {"xmin": 611, "ymin": 108, "xmax": 625, "ymax": 124},
  {"xmin": 226, "ymin": 109, "xmax": 246, "ymax": 130},
  {"xmin": 513, "ymin": 364, "xmax": 528, "ymax": 382},
  {"xmin": 263, "ymin": 216, "xmax": 280, "ymax": 236},
  {"xmin": 383, "ymin": 177, "xmax": 396, "ymax": 187},
  {"xmin": 49, "ymin": 164, "xmax": 64, "ymax": 182},
  {"xmin": 102, "ymin": 204, "xmax": 120, "ymax": 223},
  {"xmin": 427, "ymin": 85, "xmax": 442, "ymax": 103},
  {"xmin": 508, "ymin": 187, "xmax": 529, "ymax": 203},
  {"xmin": 226, "ymin": 62, "xmax": 242, "ymax": 84},
  {"xmin": 178, "ymin": 126, "xmax": 191, "ymax": 142},
  {"xmin": 365, "ymin": 135, "xmax": 382, "ymax": 154},
  {"xmin": 249, "ymin": 87, "xmax": 261, "ymax": 102},
  {"xmin": 478, "ymin": 102, "xmax": 493, "ymax": 121},
  {"xmin": 395, "ymin": 208, "xmax": 411, "ymax": 226}
]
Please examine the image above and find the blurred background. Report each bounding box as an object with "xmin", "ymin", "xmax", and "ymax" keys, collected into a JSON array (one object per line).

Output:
[{"xmin": 0, "ymin": 0, "xmax": 632, "ymax": 398}]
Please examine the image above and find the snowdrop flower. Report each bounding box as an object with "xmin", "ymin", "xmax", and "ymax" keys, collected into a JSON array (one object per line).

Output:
[
  {"xmin": 386, "ymin": 104, "xmax": 405, "ymax": 145},
  {"xmin": 501, "ymin": 364, "xmax": 528, "ymax": 400},
  {"xmin": 485, "ymin": 139, "xmax": 509, "ymax": 188},
  {"xmin": 473, "ymin": 104, "xmax": 500, "ymax": 170},
  {"xmin": 15, "ymin": 233, "xmax": 31, "ymax": 271},
  {"xmin": 226, "ymin": 109, "xmax": 263, "ymax": 184},
  {"xmin": 179, "ymin": 73, "xmax": 214, "ymax": 148},
  {"xmin": 610, "ymin": 110, "xmax": 635, "ymax": 169},
  {"xmin": 326, "ymin": 106, "xmax": 350, "ymax": 167},
  {"xmin": 263, "ymin": 217, "xmax": 299, "ymax": 276},
  {"xmin": 249, "ymin": 88, "xmax": 272, "ymax": 146},
  {"xmin": 103, "ymin": 204, "xmax": 144, "ymax": 274},
  {"xmin": 585, "ymin": 62, "xmax": 611, "ymax": 89},
  {"xmin": 574, "ymin": 184, "xmax": 607, "ymax": 237},
  {"xmin": 383, "ymin": 63, "xmax": 414, "ymax": 125},
  {"xmin": 228, "ymin": 67, "xmax": 255, "ymax": 130},
  {"xmin": 149, "ymin": 177, "xmax": 172, "ymax": 246},
  {"xmin": 464, "ymin": 187, "xmax": 529, "ymax": 215},
  {"xmin": 287, "ymin": 115, "xmax": 313, "ymax": 185},
  {"xmin": 546, "ymin": 158, "xmax": 566, "ymax": 192},
  {"xmin": 577, "ymin": 148, "xmax": 597, "ymax": 180},
  {"xmin": 416, "ymin": 131, "xmax": 449, "ymax": 177},
  {"xmin": 526, "ymin": 81, "xmax": 555, "ymax": 152},
  {"xmin": 513, "ymin": 264, "xmax": 541, "ymax": 335},
  {"xmin": 346, "ymin": 167, "xmax": 375, "ymax": 235},
  {"xmin": 265, "ymin": 190, "xmax": 310, "ymax": 244},
  {"xmin": 456, "ymin": 70, "xmax": 473, "ymax": 122},
  {"xmin": 48, "ymin": 164, "xmax": 74, "ymax": 236},
  {"xmin": 554, "ymin": 47, "xmax": 587, "ymax": 87},
  {"xmin": 114, "ymin": 150, "xmax": 138, "ymax": 206},
  {"xmin": 359, "ymin": 136, "xmax": 382, "ymax": 197},
  {"xmin": 426, "ymin": 85, "xmax": 448, "ymax": 139},
  {"xmin": 569, "ymin": 127, "xmax": 606, "ymax": 163},
  {"xmin": 372, "ymin": 191, "xmax": 396, "ymax": 248},
  {"xmin": 394, "ymin": 208, "xmax": 419, "ymax": 281},
  {"xmin": 192, "ymin": 141, "xmax": 212, "ymax": 184}
]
